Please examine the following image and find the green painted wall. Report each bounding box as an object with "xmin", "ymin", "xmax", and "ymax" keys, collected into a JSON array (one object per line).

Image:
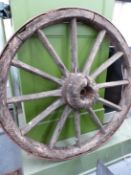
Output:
[{"xmin": 10, "ymin": 0, "xmax": 114, "ymax": 143}]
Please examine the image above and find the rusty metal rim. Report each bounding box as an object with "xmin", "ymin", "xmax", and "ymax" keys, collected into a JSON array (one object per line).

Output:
[{"xmin": 0, "ymin": 8, "xmax": 131, "ymax": 160}]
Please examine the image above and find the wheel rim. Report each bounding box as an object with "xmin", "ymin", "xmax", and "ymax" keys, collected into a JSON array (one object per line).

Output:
[{"xmin": 0, "ymin": 8, "xmax": 131, "ymax": 160}]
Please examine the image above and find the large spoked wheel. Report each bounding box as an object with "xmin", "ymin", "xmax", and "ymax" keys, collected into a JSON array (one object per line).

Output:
[{"xmin": 0, "ymin": 8, "xmax": 131, "ymax": 160}]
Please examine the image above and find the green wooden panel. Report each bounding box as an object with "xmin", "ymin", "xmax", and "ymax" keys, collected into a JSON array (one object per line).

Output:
[
  {"xmin": 10, "ymin": 0, "xmax": 114, "ymax": 143},
  {"xmin": 10, "ymin": 0, "xmax": 114, "ymax": 30}
]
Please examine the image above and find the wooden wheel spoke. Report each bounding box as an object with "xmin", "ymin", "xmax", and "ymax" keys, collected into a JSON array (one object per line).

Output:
[
  {"xmin": 83, "ymin": 30, "xmax": 106, "ymax": 74},
  {"xmin": 91, "ymin": 52, "xmax": 123, "ymax": 79},
  {"xmin": 74, "ymin": 111, "xmax": 81, "ymax": 147},
  {"xmin": 11, "ymin": 59, "xmax": 62, "ymax": 85},
  {"xmin": 98, "ymin": 97, "xmax": 122, "ymax": 111},
  {"xmin": 7, "ymin": 89, "xmax": 61, "ymax": 104},
  {"xmin": 49, "ymin": 106, "xmax": 71, "ymax": 149},
  {"xmin": 88, "ymin": 107, "xmax": 105, "ymax": 133},
  {"xmin": 95, "ymin": 80, "xmax": 129, "ymax": 89},
  {"xmin": 36, "ymin": 29, "xmax": 68, "ymax": 76},
  {"xmin": 70, "ymin": 18, "xmax": 78, "ymax": 72},
  {"xmin": 21, "ymin": 99, "xmax": 65, "ymax": 135}
]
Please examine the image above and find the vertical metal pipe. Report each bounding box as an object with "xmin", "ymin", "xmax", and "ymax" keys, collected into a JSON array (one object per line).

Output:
[
  {"xmin": 0, "ymin": 17, "xmax": 6, "ymax": 52},
  {"xmin": 0, "ymin": 17, "xmax": 23, "ymax": 175}
]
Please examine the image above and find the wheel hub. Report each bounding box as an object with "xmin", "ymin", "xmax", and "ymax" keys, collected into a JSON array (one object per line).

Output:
[{"xmin": 62, "ymin": 73, "xmax": 98, "ymax": 109}]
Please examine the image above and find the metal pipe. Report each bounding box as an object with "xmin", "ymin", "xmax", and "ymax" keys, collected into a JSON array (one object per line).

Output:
[
  {"xmin": 0, "ymin": 17, "xmax": 6, "ymax": 53},
  {"xmin": 0, "ymin": 16, "xmax": 23, "ymax": 175}
]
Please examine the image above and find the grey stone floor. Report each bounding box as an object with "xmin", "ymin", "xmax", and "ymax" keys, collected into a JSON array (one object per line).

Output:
[
  {"xmin": 0, "ymin": 130, "xmax": 22, "ymax": 174},
  {"xmin": 89, "ymin": 156, "xmax": 131, "ymax": 175}
]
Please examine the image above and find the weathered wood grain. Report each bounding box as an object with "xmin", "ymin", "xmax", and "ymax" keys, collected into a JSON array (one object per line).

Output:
[
  {"xmin": 83, "ymin": 30, "xmax": 106, "ymax": 74},
  {"xmin": 91, "ymin": 52, "xmax": 124, "ymax": 79},
  {"xmin": 49, "ymin": 106, "xmax": 71, "ymax": 149},
  {"xmin": 88, "ymin": 107, "xmax": 105, "ymax": 133},
  {"xmin": 70, "ymin": 18, "xmax": 78, "ymax": 72},
  {"xmin": 37, "ymin": 29, "xmax": 68, "ymax": 76},
  {"xmin": 21, "ymin": 99, "xmax": 64, "ymax": 135},
  {"xmin": 74, "ymin": 111, "xmax": 81, "ymax": 147},
  {"xmin": 98, "ymin": 97, "xmax": 122, "ymax": 111},
  {"xmin": 11, "ymin": 59, "xmax": 62, "ymax": 85},
  {"xmin": 96, "ymin": 80, "xmax": 129, "ymax": 89},
  {"xmin": 7, "ymin": 89, "xmax": 61, "ymax": 104}
]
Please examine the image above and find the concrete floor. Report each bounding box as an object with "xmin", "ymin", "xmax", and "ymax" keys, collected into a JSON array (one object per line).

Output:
[{"xmin": 89, "ymin": 156, "xmax": 131, "ymax": 175}]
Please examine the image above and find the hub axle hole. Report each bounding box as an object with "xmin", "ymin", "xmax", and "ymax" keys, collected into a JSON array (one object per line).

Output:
[{"xmin": 80, "ymin": 86, "xmax": 95, "ymax": 100}]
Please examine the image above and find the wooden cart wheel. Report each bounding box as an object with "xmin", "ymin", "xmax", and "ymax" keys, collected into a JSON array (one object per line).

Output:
[{"xmin": 0, "ymin": 8, "xmax": 131, "ymax": 160}]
